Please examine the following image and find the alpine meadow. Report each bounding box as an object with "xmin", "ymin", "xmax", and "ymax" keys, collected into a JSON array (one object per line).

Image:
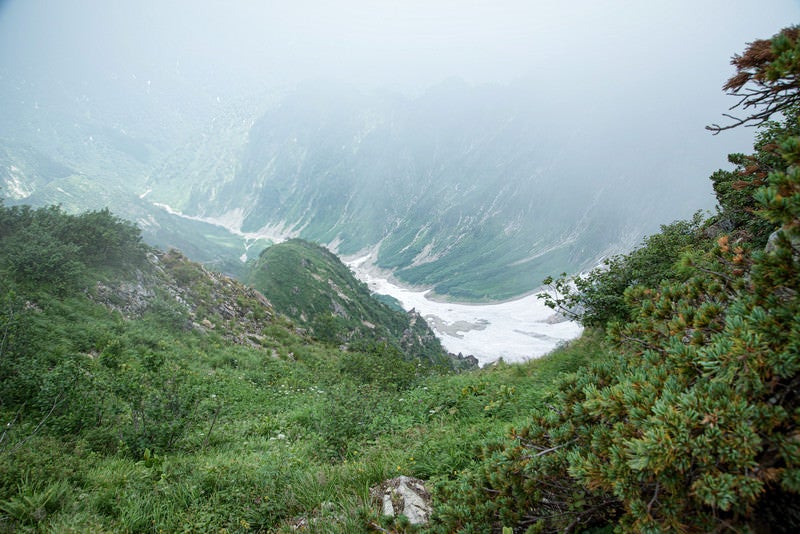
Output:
[{"xmin": 2, "ymin": 3, "xmax": 800, "ymax": 533}]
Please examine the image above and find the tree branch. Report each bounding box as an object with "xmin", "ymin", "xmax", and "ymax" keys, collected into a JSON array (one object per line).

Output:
[{"xmin": 2, "ymin": 391, "xmax": 64, "ymax": 455}]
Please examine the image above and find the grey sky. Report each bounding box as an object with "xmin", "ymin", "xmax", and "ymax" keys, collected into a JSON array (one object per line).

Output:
[
  {"xmin": 0, "ymin": 0, "xmax": 799, "ymax": 181},
  {"xmin": 2, "ymin": 0, "xmax": 798, "ymax": 94}
]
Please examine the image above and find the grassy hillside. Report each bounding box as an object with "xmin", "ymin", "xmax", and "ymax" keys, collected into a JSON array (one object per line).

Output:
[
  {"xmin": 247, "ymin": 238, "xmax": 470, "ymax": 369},
  {"xmin": 0, "ymin": 201, "xmax": 598, "ymax": 532}
]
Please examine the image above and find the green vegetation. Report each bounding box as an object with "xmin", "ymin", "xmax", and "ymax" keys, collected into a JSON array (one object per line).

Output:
[
  {"xmin": 437, "ymin": 27, "xmax": 800, "ymax": 533},
  {"xmin": 540, "ymin": 212, "xmax": 709, "ymax": 328},
  {"xmin": 0, "ymin": 202, "xmax": 594, "ymax": 531},
  {"xmin": 15, "ymin": 173, "xmax": 265, "ymax": 280},
  {"xmin": 247, "ymin": 238, "xmax": 464, "ymax": 369},
  {"xmin": 2, "ymin": 25, "xmax": 799, "ymax": 534}
]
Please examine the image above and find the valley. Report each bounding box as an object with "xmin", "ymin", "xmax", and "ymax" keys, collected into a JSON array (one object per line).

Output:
[
  {"xmin": 3, "ymin": 75, "xmax": 728, "ymax": 303},
  {"xmin": 2, "ymin": 3, "xmax": 799, "ymax": 530},
  {"xmin": 347, "ymin": 253, "xmax": 583, "ymax": 365},
  {"xmin": 148, "ymin": 198, "xmax": 583, "ymax": 364},
  {"xmin": 139, "ymin": 79, "xmax": 719, "ymax": 300}
]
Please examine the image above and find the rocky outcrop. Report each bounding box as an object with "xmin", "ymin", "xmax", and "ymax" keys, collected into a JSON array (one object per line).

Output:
[
  {"xmin": 93, "ymin": 276, "xmax": 155, "ymax": 317},
  {"xmin": 370, "ymin": 476, "xmax": 432, "ymax": 525},
  {"xmin": 765, "ymin": 228, "xmax": 800, "ymax": 254},
  {"xmin": 452, "ymin": 352, "xmax": 479, "ymax": 368},
  {"xmin": 90, "ymin": 248, "xmax": 278, "ymax": 349}
]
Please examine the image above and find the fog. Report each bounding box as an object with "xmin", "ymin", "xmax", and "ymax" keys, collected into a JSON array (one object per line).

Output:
[
  {"xmin": 2, "ymin": 1, "xmax": 798, "ymax": 99},
  {"xmin": 2, "ymin": 1, "xmax": 800, "ymax": 256},
  {"xmin": 2, "ymin": 1, "xmax": 799, "ymax": 219}
]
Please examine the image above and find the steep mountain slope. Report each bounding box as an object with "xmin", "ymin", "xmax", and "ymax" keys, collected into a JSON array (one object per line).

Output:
[
  {"xmin": 246, "ymin": 239, "xmax": 474, "ymax": 368},
  {"xmin": 0, "ymin": 141, "xmax": 74, "ymax": 199},
  {"xmin": 0, "ymin": 133, "xmax": 270, "ymax": 278},
  {"xmin": 147, "ymin": 80, "xmax": 715, "ymax": 299},
  {"xmin": 0, "ymin": 73, "xmax": 271, "ymax": 278},
  {"xmin": 2, "ymin": 71, "xmax": 718, "ymax": 301}
]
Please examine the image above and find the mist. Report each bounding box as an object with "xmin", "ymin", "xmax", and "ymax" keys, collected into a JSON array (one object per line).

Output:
[
  {"xmin": 2, "ymin": 1, "xmax": 798, "ymax": 100},
  {"xmin": 1, "ymin": 0, "xmax": 799, "ymax": 299}
]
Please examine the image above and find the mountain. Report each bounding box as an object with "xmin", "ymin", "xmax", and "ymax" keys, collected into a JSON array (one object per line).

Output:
[
  {"xmin": 246, "ymin": 238, "xmax": 474, "ymax": 368},
  {"xmin": 0, "ymin": 141, "xmax": 74, "ymax": 199},
  {"xmin": 0, "ymin": 71, "xmax": 272, "ymax": 279},
  {"xmin": 1, "ymin": 74, "xmax": 717, "ymax": 300},
  {"xmin": 145, "ymin": 80, "xmax": 715, "ymax": 299},
  {"xmin": 0, "ymin": 132, "xmax": 269, "ymax": 278}
]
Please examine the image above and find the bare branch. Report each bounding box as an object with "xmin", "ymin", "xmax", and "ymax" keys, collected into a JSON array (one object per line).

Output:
[
  {"xmin": 521, "ymin": 440, "xmax": 577, "ymax": 460},
  {"xmin": 2, "ymin": 391, "xmax": 64, "ymax": 455}
]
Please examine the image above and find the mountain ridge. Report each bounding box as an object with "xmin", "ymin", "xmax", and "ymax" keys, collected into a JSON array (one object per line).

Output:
[
  {"xmin": 3, "ymin": 75, "xmax": 719, "ymax": 300},
  {"xmin": 144, "ymin": 80, "xmax": 710, "ymax": 299},
  {"xmin": 246, "ymin": 238, "xmax": 477, "ymax": 369}
]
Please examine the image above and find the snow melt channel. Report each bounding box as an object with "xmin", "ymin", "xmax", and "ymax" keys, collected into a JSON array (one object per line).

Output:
[{"xmin": 347, "ymin": 255, "xmax": 583, "ymax": 367}]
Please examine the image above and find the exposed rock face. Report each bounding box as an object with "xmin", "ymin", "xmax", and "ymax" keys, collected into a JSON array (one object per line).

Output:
[
  {"xmin": 370, "ymin": 476, "xmax": 432, "ymax": 525},
  {"xmin": 90, "ymin": 249, "xmax": 276, "ymax": 349},
  {"xmin": 452, "ymin": 352, "xmax": 479, "ymax": 368},
  {"xmin": 94, "ymin": 277, "xmax": 155, "ymax": 317},
  {"xmin": 765, "ymin": 229, "xmax": 800, "ymax": 254}
]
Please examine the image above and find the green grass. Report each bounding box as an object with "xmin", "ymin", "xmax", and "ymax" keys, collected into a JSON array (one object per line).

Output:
[
  {"xmin": 0, "ymin": 308, "xmax": 601, "ymax": 532},
  {"xmin": 0, "ymin": 204, "xmax": 604, "ymax": 532}
]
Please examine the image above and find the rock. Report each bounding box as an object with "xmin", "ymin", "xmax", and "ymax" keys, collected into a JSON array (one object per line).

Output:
[
  {"xmin": 252, "ymin": 289, "xmax": 272, "ymax": 308},
  {"xmin": 765, "ymin": 229, "xmax": 800, "ymax": 254},
  {"xmin": 331, "ymin": 300, "xmax": 349, "ymax": 318},
  {"xmin": 93, "ymin": 278, "xmax": 155, "ymax": 317},
  {"xmin": 454, "ymin": 352, "xmax": 479, "ymax": 367},
  {"xmin": 370, "ymin": 476, "xmax": 432, "ymax": 525},
  {"xmin": 702, "ymin": 217, "xmax": 735, "ymax": 239}
]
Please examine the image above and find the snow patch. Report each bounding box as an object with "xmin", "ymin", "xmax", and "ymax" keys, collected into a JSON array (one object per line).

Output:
[
  {"xmin": 151, "ymin": 202, "xmax": 298, "ymax": 254},
  {"xmin": 4, "ymin": 166, "xmax": 33, "ymax": 198},
  {"xmin": 347, "ymin": 253, "xmax": 582, "ymax": 366}
]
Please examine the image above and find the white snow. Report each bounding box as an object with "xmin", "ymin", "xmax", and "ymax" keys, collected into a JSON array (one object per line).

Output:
[
  {"xmin": 151, "ymin": 202, "xmax": 297, "ymax": 248},
  {"xmin": 5, "ymin": 166, "xmax": 32, "ymax": 198},
  {"xmin": 347, "ymin": 254, "xmax": 583, "ymax": 366}
]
